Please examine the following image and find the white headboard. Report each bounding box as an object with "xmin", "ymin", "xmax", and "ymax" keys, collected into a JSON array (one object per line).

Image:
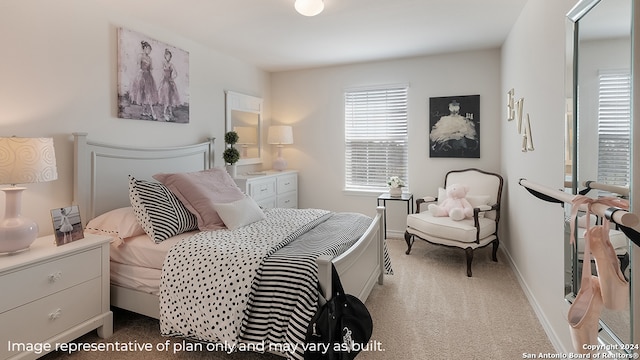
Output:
[{"xmin": 73, "ymin": 132, "xmax": 215, "ymax": 223}]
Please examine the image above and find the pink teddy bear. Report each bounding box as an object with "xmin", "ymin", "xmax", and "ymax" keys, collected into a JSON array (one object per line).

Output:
[{"xmin": 428, "ymin": 184, "xmax": 473, "ymax": 221}]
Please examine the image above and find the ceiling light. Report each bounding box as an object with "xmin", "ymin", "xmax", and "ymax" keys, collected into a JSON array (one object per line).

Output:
[{"xmin": 295, "ymin": 0, "xmax": 324, "ymax": 17}]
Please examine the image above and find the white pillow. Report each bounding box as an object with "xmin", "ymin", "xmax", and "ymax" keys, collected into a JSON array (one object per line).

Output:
[
  {"xmin": 213, "ymin": 196, "xmax": 266, "ymax": 230},
  {"xmin": 467, "ymin": 194, "xmax": 491, "ymax": 208}
]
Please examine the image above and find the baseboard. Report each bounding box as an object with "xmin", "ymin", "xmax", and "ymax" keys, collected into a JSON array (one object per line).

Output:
[
  {"xmin": 500, "ymin": 247, "xmax": 569, "ymax": 354},
  {"xmin": 385, "ymin": 229, "xmax": 405, "ymax": 239}
]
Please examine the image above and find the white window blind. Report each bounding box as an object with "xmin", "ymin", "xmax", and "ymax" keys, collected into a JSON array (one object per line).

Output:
[
  {"xmin": 597, "ymin": 70, "xmax": 631, "ymax": 188},
  {"xmin": 345, "ymin": 85, "xmax": 408, "ymax": 192}
]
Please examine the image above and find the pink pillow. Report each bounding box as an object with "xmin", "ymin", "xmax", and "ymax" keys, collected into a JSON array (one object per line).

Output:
[
  {"xmin": 85, "ymin": 207, "xmax": 146, "ymax": 246},
  {"xmin": 153, "ymin": 168, "xmax": 245, "ymax": 231}
]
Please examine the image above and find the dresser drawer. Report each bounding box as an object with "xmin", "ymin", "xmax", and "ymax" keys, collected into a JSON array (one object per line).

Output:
[
  {"xmin": 255, "ymin": 197, "xmax": 277, "ymax": 209},
  {"xmin": 277, "ymin": 192, "xmax": 298, "ymax": 209},
  {"xmin": 277, "ymin": 174, "xmax": 297, "ymax": 194},
  {"xmin": 0, "ymin": 278, "xmax": 102, "ymax": 359},
  {"xmin": 0, "ymin": 248, "xmax": 102, "ymax": 313},
  {"xmin": 249, "ymin": 177, "xmax": 277, "ymax": 201}
]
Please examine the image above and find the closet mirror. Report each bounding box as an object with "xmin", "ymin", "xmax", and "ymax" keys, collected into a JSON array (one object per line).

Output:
[
  {"xmin": 225, "ymin": 90, "xmax": 263, "ymax": 165},
  {"xmin": 565, "ymin": 0, "xmax": 633, "ymax": 349}
]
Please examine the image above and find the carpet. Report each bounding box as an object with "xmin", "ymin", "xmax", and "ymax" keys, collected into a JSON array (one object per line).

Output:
[{"xmin": 40, "ymin": 238, "xmax": 554, "ymax": 359}]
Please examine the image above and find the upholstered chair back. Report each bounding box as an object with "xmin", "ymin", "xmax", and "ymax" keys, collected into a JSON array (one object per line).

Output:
[{"xmin": 444, "ymin": 169, "xmax": 502, "ymax": 220}]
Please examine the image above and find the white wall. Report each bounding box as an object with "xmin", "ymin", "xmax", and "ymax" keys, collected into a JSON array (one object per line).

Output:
[
  {"xmin": 270, "ymin": 49, "xmax": 503, "ymax": 232},
  {"xmin": 501, "ymin": 0, "xmax": 578, "ymax": 352},
  {"xmin": 0, "ymin": 0, "xmax": 271, "ymax": 234}
]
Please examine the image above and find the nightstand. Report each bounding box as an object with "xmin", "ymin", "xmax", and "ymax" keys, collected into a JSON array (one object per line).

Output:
[
  {"xmin": 234, "ymin": 170, "xmax": 298, "ymax": 209},
  {"xmin": 0, "ymin": 234, "xmax": 112, "ymax": 360},
  {"xmin": 377, "ymin": 192, "xmax": 414, "ymax": 239}
]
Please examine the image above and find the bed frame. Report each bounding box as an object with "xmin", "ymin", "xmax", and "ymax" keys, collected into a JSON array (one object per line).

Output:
[{"xmin": 72, "ymin": 132, "xmax": 384, "ymax": 319}]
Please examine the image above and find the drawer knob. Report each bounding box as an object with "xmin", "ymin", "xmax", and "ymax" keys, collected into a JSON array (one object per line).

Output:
[
  {"xmin": 48, "ymin": 271, "xmax": 62, "ymax": 282},
  {"xmin": 49, "ymin": 308, "xmax": 62, "ymax": 320}
]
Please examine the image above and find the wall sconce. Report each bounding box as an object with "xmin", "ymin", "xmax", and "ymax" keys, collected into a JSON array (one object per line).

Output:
[
  {"xmin": 233, "ymin": 126, "xmax": 257, "ymax": 158},
  {"xmin": 268, "ymin": 126, "xmax": 294, "ymax": 171},
  {"xmin": 0, "ymin": 137, "xmax": 58, "ymax": 253},
  {"xmin": 295, "ymin": 0, "xmax": 324, "ymax": 16}
]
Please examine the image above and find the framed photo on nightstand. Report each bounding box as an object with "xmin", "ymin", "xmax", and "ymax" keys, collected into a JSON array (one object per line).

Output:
[{"xmin": 51, "ymin": 205, "xmax": 84, "ymax": 246}]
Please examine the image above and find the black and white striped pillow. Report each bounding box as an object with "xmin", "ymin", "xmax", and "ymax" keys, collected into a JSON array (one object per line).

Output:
[{"xmin": 128, "ymin": 175, "xmax": 198, "ymax": 243}]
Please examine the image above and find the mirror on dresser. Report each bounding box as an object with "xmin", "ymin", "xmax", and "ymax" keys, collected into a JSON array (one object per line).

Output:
[
  {"xmin": 565, "ymin": 0, "xmax": 635, "ymax": 350},
  {"xmin": 225, "ymin": 90, "xmax": 263, "ymax": 165}
]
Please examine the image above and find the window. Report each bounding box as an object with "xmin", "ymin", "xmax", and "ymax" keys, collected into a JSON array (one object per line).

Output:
[
  {"xmin": 344, "ymin": 85, "xmax": 408, "ymax": 192},
  {"xmin": 597, "ymin": 70, "xmax": 630, "ymax": 188}
]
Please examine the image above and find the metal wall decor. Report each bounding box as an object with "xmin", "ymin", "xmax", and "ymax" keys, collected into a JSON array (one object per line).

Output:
[{"xmin": 507, "ymin": 88, "xmax": 534, "ymax": 152}]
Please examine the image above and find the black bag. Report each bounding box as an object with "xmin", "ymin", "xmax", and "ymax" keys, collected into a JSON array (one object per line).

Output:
[{"xmin": 304, "ymin": 264, "xmax": 373, "ymax": 360}]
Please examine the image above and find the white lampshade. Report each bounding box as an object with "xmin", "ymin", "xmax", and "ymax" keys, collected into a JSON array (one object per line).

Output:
[
  {"xmin": 0, "ymin": 137, "xmax": 58, "ymax": 185},
  {"xmin": 233, "ymin": 126, "xmax": 257, "ymax": 145},
  {"xmin": 294, "ymin": 0, "xmax": 324, "ymax": 16},
  {"xmin": 267, "ymin": 126, "xmax": 294, "ymax": 145},
  {"xmin": 0, "ymin": 137, "xmax": 58, "ymax": 253},
  {"xmin": 268, "ymin": 126, "xmax": 293, "ymax": 171}
]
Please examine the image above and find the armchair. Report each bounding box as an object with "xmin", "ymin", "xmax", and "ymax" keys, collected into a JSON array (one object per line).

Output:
[{"xmin": 404, "ymin": 168, "xmax": 503, "ymax": 277}]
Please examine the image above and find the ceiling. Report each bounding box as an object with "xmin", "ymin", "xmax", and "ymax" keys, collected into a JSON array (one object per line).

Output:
[{"xmin": 97, "ymin": 0, "xmax": 529, "ymax": 72}]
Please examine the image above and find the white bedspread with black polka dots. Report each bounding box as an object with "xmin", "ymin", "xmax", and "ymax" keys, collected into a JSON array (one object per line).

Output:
[{"xmin": 159, "ymin": 208, "xmax": 331, "ymax": 345}]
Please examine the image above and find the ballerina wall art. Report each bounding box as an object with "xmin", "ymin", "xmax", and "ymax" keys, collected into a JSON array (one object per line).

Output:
[
  {"xmin": 117, "ymin": 27, "xmax": 190, "ymax": 123},
  {"xmin": 51, "ymin": 205, "xmax": 84, "ymax": 246},
  {"xmin": 429, "ymin": 95, "xmax": 480, "ymax": 158}
]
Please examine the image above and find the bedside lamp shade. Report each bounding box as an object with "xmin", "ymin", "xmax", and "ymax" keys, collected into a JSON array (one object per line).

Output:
[
  {"xmin": 0, "ymin": 137, "xmax": 58, "ymax": 253},
  {"xmin": 268, "ymin": 126, "xmax": 293, "ymax": 171}
]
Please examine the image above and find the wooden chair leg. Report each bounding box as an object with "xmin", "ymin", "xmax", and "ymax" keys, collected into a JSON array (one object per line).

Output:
[
  {"xmin": 465, "ymin": 247, "xmax": 474, "ymax": 277},
  {"xmin": 404, "ymin": 231, "xmax": 414, "ymax": 255},
  {"xmin": 491, "ymin": 239, "xmax": 499, "ymax": 262}
]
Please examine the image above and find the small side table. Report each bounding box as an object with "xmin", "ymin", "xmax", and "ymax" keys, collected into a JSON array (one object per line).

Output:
[{"xmin": 377, "ymin": 192, "xmax": 414, "ymax": 239}]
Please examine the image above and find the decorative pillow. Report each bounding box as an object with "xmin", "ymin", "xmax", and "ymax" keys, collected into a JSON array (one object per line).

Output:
[
  {"xmin": 153, "ymin": 168, "xmax": 245, "ymax": 231},
  {"xmin": 466, "ymin": 194, "xmax": 491, "ymax": 208},
  {"xmin": 128, "ymin": 175, "xmax": 198, "ymax": 243},
  {"xmin": 84, "ymin": 207, "xmax": 145, "ymax": 246},
  {"xmin": 213, "ymin": 196, "xmax": 266, "ymax": 230}
]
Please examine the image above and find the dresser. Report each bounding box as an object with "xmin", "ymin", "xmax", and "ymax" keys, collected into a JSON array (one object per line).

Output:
[
  {"xmin": 0, "ymin": 234, "xmax": 112, "ymax": 360},
  {"xmin": 234, "ymin": 170, "xmax": 298, "ymax": 209}
]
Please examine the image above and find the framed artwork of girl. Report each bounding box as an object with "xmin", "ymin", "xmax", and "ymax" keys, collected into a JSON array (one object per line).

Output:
[
  {"xmin": 117, "ymin": 27, "xmax": 190, "ymax": 123},
  {"xmin": 51, "ymin": 205, "xmax": 84, "ymax": 246}
]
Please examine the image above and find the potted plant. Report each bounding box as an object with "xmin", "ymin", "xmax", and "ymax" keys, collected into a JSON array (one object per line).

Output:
[
  {"xmin": 387, "ymin": 176, "xmax": 405, "ymax": 197},
  {"xmin": 223, "ymin": 131, "xmax": 240, "ymax": 177}
]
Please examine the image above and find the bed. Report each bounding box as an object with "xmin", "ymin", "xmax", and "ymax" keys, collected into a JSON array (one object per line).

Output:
[{"xmin": 71, "ymin": 132, "xmax": 386, "ymax": 358}]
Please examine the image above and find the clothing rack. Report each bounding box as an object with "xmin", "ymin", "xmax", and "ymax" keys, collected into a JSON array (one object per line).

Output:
[{"xmin": 519, "ymin": 178, "xmax": 640, "ymax": 247}]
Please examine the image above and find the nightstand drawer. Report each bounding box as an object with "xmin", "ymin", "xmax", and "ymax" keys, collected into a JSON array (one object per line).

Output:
[
  {"xmin": 0, "ymin": 278, "xmax": 102, "ymax": 358},
  {"xmin": 277, "ymin": 174, "xmax": 297, "ymax": 194},
  {"xmin": 249, "ymin": 178, "xmax": 277, "ymax": 201},
  {"xmin": 0, "ymin": 248, "xmax": 101, "ymax": 313},
  {"xmin": 277, "ymin": 192, "xmax": 298, "ymax": 209}
]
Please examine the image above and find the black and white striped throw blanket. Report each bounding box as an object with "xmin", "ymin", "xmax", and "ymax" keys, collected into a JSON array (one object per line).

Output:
[{"xmin": 159, "ymin": 208, "xmax": 391, "ymax": 359}]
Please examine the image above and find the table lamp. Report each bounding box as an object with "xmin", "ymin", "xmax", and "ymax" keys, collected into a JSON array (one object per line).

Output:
[
  {"xmin": 233, "ymin": 126, "xmax": 257, "ymax": 158},
  {"xmin": 268, "ymin": 126, "xmax": 293, "ymax": 171},
  {"xmin": 0, "ymin": 137, "xmax": 58, "ymax": 253}
]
